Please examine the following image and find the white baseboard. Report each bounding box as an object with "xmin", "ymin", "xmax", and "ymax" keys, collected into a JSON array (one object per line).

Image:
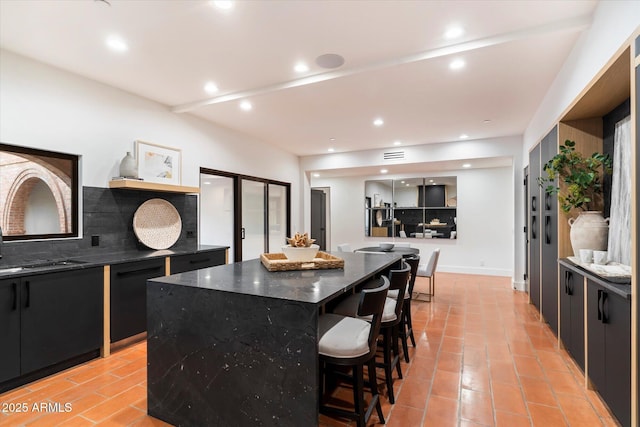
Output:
[
  {"xmin": 512, "ymin": 280, "xmax": 527, "ymax": 292},
  {"xmin": 437, "ymin": 265, "xmax": 513, "ymax": 277}
]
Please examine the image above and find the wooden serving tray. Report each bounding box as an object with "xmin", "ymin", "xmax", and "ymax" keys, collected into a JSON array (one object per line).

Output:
[{"xmin": 260, "ymin": 251, "xmax": 344, "ymax": 272}]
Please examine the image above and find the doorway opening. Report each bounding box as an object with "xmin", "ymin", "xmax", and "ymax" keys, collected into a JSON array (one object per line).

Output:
[{"xmin": 311, "ymin": 187, "xmax": 330, "ymax": 251}]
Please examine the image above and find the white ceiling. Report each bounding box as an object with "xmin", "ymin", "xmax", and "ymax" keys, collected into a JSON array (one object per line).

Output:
[{"xmin": 0, "ymin": 0, "xmax": 596, "ymax": 158}]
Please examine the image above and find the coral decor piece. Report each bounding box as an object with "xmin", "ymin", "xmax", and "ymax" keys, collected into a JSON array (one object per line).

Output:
[{"xmin": 287, "ymin": 232, "xmax": 316, "ymax": 248}]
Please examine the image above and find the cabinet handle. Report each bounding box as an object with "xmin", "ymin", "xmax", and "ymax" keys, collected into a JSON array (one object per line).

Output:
[
  {"xmin": 545, "ymin": 192, "xmax": 551, "ymax": 211},
  {"xmin": 531, "ymin": 196, "xmax": 537, "ymax": 212},
  {"xmin": 601, "ymin": 291, "xmax": 608, "ymax": 324},
  {"xmin": 597, "ymin": 289, "xmax": 602, "ymax": 321},
  {"xmin": 189, "ymin": 258, "xmax": 211, "ymax": 265},
  {"xmin": 567, "ymin": 271, "xmax": 573, "ymax": 295},
  {"xmin": 531, "ymin": 216, "xmax": 537, "ymax": 239},
  {"xmin": 25, "ymin": 281, "xmax": 30, "ymax": 308},
  {"xmin": 116, "ymin": 266, "xmax": 163, "ymax": 277},
  {"xmin": 241, "ymin": 227, "xmax": 246, "ymax": 240},
  {"xmin": 544, "ymin": 216, "xmax": 551, "ymax": 245},
  {"xmin": 12, "ymin": 282, "xmax": 17, "ymax": 311}
]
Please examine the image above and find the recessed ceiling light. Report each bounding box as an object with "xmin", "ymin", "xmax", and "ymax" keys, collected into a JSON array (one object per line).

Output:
[
  {"xmin": 429, "ymin": 179, "xmax": 434, "ymax": 183},
  {"xmin": 373, "ymin": 118, "xmax": 384, "ymax": 127},
  {"xmin": 211, "ymin": 0, "xmax": 234, "ymax": 10},
  {"xmin": 393, "ymin": 140, "xmax": 402, "ymax": 146},
  {"xmin": 327, "ymin": 148, "xmax": 335, "ymax": 152},
  {"xmin": 483, "ymin": 119, "xmax": 492, "ymax": 124},
  {"xmin": 239, "ymin": 100, "xmax": 252, "ymax": 111},
  {"xmin": 462, "ymin": 163, "xmax": 471, "ymax": 168},
  {"xmin": 105, "ymin": 35, "xmax": 128, "ymax": 52},
  {"xmin": 313, "ymin": 173, "xmax": 320, "ymax": 178},
  {"xmin": 460, "ymin": 134, "xmax": 469, "ymax": 139},
  {"xmin": 401, "ymin": 181, "xmax": 405, "ymax": 184},
  {"xmin": 294, "ymin": 62, "xmax": 309, "ymax": 73},
  {"xmin": 380, "ymin": 169, "xmax": 388, "ymax": 174},
  {"xmin": 329, "ymin": 137, "xmax": 336, "ymax": 141},
  {"xmin": 444, "ymin": 26, "xmax": 464, "ymax": 39},
  {"xmin": 204, "ymin": 82, "xmax": 219, "ymax": 94},
  {"xmin": 406, "ymin": 183, "xmax": 410, "ymax": 187},
  {"xmin": 449, "ymin": 59, "xmax": 465, "ymax": 70}
]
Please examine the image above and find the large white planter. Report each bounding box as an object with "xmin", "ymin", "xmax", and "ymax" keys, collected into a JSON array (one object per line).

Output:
[{"xmin": 568, "ymin": 211, "xmax": 609, "ymax": 257}]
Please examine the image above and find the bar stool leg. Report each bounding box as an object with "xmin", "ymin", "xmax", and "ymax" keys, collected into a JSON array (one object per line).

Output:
[
  {"xmin": 367, "ymin": 358, "xmax": 385, "ymax": 424},
  {"xmin": 353, "ymin": 365, "xmax": 365, "ymax": 427},
  {"xmin": 392, "ymin": 325, "xmax": 403, "ymax": 379},
  {"xmin": 406, "ymin": 299, "xmax": 416, "ymax": 347}
]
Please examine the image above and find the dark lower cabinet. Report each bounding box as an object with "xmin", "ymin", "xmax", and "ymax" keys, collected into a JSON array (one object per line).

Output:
[
  {"xmin": 0, "ymin": 268, "xmax": 103, "ymax": 386},
  {"xmin": 559, "ymin": 265, "xmax": 584, "ymax": 371},
  {"xmin": 110, "ymin": 258, "xmax": 165, "ymax": 343},
  {"xmin": 170, "ymin": 250, "xmax": 226, "ymax": 274},
  {"xmin": 587, "ymin": 280, "xmax": 631, "ymax": 427},
  {"xmin": 0, "ymin": 279, "xmax": 21, "ymax": 383}
]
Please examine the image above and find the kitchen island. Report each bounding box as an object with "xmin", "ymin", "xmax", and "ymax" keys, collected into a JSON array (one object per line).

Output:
[{"xmin": 146, "ymin": 251, "xmax": 401, "ymax": 427}]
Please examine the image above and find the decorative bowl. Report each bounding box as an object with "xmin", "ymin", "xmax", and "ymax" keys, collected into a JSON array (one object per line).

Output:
[
  {"xmin": 379, "ymin": 243, "xmax": 395, "ymax": 251},
  {"xmin": 282, "ymin": 244, "xmax": 320, "ymax": 262}
]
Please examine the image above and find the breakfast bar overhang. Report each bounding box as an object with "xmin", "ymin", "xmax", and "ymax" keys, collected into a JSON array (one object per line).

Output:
[{"xmin": 146, "ymin": 251, "xmax": 402, "ymax": 427}]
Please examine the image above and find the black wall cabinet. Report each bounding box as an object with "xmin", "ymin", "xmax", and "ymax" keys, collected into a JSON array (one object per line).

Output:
[
  {"xmin": 586, "ymin": 280, "xmax": 630, "ymax": 427},
  {"xmin": 559, "ymin": 264, "xmax": 584, "ymax": 371},
  {"xmin": 528, "ymin": 127, "xmax": 558, "ymax": 334},
  {"xmin": 529, "ymin": 143, "xmax": 541, "ymax": 310}
]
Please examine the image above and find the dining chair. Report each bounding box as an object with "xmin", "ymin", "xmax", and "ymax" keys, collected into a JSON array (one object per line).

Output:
[
  {"xmin": 416, "ymin": 248, "xmax": 440, "ymax": 302},
  {"xmin": 337, "ymin": 243, "xmax": 351, "ymax": 252}
]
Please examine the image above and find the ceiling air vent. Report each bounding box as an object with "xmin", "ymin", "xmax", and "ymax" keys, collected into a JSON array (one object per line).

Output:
[{"xmin": 383, "ymin": 151, "xmax": 405, "ymax": 160}]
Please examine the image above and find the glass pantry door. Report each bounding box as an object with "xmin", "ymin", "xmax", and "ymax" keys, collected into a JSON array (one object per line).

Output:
[
  {"xmin": 200, "ymin": 174, "xmax": 235, "ymax": 262},
  {"xmin": 241, "ymin": 179, "xmax": 266, "ymax": 260},
  {"xmin": 268, "ymin": 183, "xmax": 287, "ymax": 253}
]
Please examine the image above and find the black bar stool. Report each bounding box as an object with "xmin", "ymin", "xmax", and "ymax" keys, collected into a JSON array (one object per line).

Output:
[
  {"xmin": 333, "ymin": 260, "xmax": 411, "ymax": 404},
  {"xmin": 389, "ymin": 254, "xmax": 420, "ymax": 362},
  {"xmin": 318, "ymin": 277, "xmax": 390, "ymax": 427}
]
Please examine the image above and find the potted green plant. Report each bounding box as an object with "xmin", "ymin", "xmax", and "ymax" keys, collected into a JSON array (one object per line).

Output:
[{"xmin": 538, "ymin": 139, "xmax": 612, "ymax": 257}]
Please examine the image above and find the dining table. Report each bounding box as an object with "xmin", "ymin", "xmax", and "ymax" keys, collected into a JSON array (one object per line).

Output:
[{"xmin": 354, "ymin": 246, "xmax": 420, "ymax": 258}]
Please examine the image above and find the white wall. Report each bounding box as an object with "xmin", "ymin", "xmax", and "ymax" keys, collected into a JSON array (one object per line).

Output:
[
  {"xmin": 0, "ymin": 50, "xmax": 303, "ymax": 235},
  {"xmin": 524, "ymin": 1, "xmax": 640, "ymax": 152},
  {"xmin": 311, "ymin": 166, "xmax": 514, "ymax": 277}
]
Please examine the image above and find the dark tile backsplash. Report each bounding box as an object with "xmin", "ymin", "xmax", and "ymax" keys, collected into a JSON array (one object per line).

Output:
[{"xmin": 1, "ymin": 186, "xmax": 197, "ymax": 265}]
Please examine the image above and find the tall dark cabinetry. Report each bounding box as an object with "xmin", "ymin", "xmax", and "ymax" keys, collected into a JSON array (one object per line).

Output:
[
  {"xmin": 528, "ymin": 125, "xmax": 558, "ymax": 332},
  {"xmin": 558, "ymin": 263, "xmax": 584, "ymax": 371},
  {"xmin": 540, "ymin": 127, "xmax": 558, "ymax": 335},
  {"xmin": 528, "ymin": 144, "xmax": 541, "ymax": 310}
]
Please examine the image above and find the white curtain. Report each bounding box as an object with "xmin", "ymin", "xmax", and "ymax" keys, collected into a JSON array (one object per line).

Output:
[{"xmin": 607, "ymin": 115, "xmax": 631, "ymax": 265}]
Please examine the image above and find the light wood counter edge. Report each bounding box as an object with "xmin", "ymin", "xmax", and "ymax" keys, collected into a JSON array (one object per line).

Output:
[{"xmin": 102, "ymin": 265, "xmax": 110, "ymax": 358}]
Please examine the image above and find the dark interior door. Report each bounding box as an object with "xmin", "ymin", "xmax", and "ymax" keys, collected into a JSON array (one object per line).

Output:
[{"xmin": 311, "ymin": 189, "xmax": 326, "ymax": 250}]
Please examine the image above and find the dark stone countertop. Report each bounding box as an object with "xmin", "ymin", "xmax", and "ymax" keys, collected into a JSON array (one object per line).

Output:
[
  {"xmin": 148, "ymin": 251, "xmax": 402, "ymax": 305},
  {"xmin": 559, "ymin": 258, "xmax": 631, "ymax": 300},
  {"xmin": 0, "ymin": 245, "xmax": 228, "ymax": 279}
]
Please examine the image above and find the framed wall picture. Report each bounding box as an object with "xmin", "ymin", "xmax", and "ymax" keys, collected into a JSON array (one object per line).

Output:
[{"xmin": 135, "ymin": 140, "xmax": 182, "ymax": 185}]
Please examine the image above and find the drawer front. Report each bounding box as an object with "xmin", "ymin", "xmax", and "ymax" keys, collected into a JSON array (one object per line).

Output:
[
  {"xmin": 110, "ymin": 259, "xmax": 165, "ymax": 342},
  {"xmin": 170, "ymin": 251, "xmax": 226, "ymax": 275}
]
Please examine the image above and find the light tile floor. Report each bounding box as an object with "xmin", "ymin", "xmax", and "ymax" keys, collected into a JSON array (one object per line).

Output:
[{"xmin": 0, "ymin": 273, "xmax": 619, "ymax": 426}]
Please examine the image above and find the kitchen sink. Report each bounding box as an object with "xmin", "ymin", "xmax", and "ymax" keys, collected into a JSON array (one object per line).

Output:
[
  {"xmin": 23, "ymin": 259, "xmax": 87, "ymax": 268},
  {"xmin": 0, "ymin": 260, "xmax": 87, "ymax": 274}
]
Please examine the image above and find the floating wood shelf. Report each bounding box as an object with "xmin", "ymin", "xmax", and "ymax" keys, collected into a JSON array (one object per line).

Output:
[{"xmin": 108, "ymin": 179, "xmax": 199, "ymax": 194}]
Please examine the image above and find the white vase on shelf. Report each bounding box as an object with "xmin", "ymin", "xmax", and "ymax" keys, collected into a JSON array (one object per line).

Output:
[
  {"xmin": 119, "ymin": 151, "xmax": 138, "ymax": 178},
  {"xmin": 568, "ymin": 211, "xmax": 609, "ymax": 257}
]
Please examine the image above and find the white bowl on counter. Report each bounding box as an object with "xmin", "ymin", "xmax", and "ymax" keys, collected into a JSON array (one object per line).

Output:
[
  {"xmin": 379, "ymin": 243, "xmax": 395, "ymax": 251},
  {"xmin": 282, "ymin": 244, "xmax": 320, "ymax": 262}
]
